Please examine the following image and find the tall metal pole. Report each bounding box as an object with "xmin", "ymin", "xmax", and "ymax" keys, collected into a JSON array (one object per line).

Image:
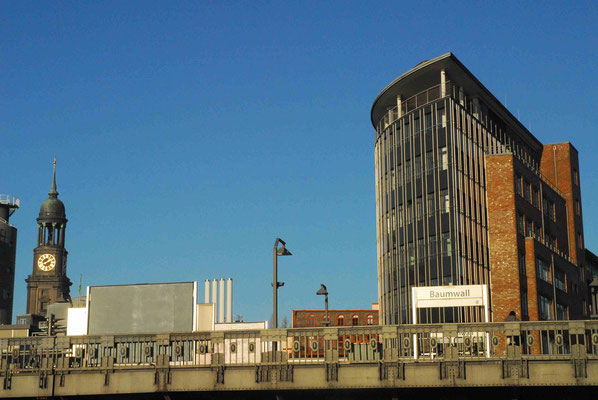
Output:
[
  {"xmin": 273, "ymin": 243, "xmax": 278, "ymax": 329},
  {"xmin": 324, "ymin": 293, "xmax": 329, "ymax": 326}
]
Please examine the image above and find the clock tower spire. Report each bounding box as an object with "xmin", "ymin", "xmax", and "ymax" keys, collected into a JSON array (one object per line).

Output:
[{"xmin": 26, "ymin": 158, "xmax": 72, "ymax": 316}]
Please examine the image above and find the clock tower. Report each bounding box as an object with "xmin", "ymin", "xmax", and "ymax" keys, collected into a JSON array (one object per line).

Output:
[{"xmin": 26, "ymin": 158, "xmax": 72, "ymax": 316}]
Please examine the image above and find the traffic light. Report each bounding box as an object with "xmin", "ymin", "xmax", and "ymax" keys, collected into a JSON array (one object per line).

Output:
[{"xmin": 39, "ymin": 314, "xmax": 65, "ymax": 336}]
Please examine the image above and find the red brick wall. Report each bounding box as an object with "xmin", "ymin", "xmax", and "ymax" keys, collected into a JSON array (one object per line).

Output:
[
  {"xmin": 541, "ymin": 143, "xmax": 584, "ymax": 266},
  {"xmin": 292, "ymin": 309, "xmax": 379, "ymax": 328},
  {"xmin": 486, "ymin": 154, "xmax": 522, "ymax": 322}
]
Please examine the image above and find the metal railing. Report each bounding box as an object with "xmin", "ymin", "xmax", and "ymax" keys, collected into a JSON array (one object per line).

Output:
[
  {"xmin": 376, "ymin": 82, "xmax": 453, "ymax": 133},
  {"xmin": 1, "ymin": 320, "xmax": 597, "ymax": 374}
]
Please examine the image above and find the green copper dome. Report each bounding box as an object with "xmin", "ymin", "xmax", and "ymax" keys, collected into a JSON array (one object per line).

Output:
[{"xmin": 39, "ymin": 196, "xmax": 65, "ymax": 218}]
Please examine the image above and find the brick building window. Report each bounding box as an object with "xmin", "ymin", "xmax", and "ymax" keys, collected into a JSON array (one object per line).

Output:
[
  {"xmin": 517, "ymin": 213, "xmax": 524, "ymax": 234},
  {"xmin": 308, "ymin": 315, "xmax": 315, "ymax": 327},
  {"xmin": 518, "ymin": 252, "xmax": 526, "ymax": 275},
  {"xmin": 574, "ymin": 169, "xmax": 579, "ymax": 185},
  {"xmin": 534, "ymin": 224, "xmax": 541, "ymax": 240},
  {"xmin": 537, "ymin": 258, "xmax": 551, "ymax": 283},
  {"xmin": 523, "ymin": 180, "xmax": 530, "ymax": 201},
  {"xmin": 337, "ymin": 315, "xmax": 344, "ymax": 326},
  {"xmin": 555, "ymin": 269, "xmax": 566, "ymax": 292},
  {"xmin": 367, "ymin": 314, "xmax": 374, "ymax": 325},
  {"xmin": 525, "ymin": 217, "xmax": 533, "ymax": 237},
  {"xmin": 515, "ymin": 174, "xmax": 522, "ymax": 196},
  {"xmin": 521, "ymin": 290, "xmax": 529, "ymax": 316},
  {"xmin": 532, "ymin": 187, "xmax": 539, "ymax": 207},
  {"xmin": 352, "ymin": 315, "xmax": 359, "ymax": 326},
  {"xmin": 556, "ymin": 303, "xmax": 568, "ymax": 320},
  {"xmin": 539, "ymin": 295, "xmax": 553, "ymax": 320},
  {"xmin": 575, "ymin": 199, "xmax": 581, "ymax": 216}
]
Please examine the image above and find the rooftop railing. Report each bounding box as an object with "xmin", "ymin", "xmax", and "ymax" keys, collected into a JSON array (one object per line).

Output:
[{"xmin": 376, "ymin": 82, "xmax": 453, "ymax": 133}]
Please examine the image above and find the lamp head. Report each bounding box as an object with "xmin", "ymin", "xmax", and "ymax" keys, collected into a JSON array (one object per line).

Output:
[
  {"xmin": 277, "ymin": 246, "xmax": 292, "ymax": 256},
  {"xmin": 316, "ymin": 284, "xmax": 328, "ymax": 296}
]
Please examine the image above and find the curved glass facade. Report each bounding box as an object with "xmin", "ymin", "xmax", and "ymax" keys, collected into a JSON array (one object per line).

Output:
[{"xmin": 373, "ymin": 79, "xmax": 524, "ymax": 324}]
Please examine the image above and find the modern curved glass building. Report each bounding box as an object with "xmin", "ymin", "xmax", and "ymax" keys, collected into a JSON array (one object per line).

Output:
[{"xmin": 372, "ymin": 53, "xmax": 589, "ymax": 325}]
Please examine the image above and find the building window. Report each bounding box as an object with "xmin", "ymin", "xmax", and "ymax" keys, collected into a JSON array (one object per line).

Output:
[
  {"xmin": 532, "ymin": 187, "xmax": 539, "ymax": 207},
  {"xmin": 537, "ymin": 258, "xmax": 551, "ymax": 283},
  {"xmin": 308, "ymin": 314, "xmax": 315, "ymax": 327},
  {"xmin": 534, "ymin": 224, "xmax": 542, "ymax": 240},
  {"xmin": 352, "ymin": 315, "xmax": 359, "ymax": 326},
  {"xmin": 438, "ymin": 107, "xmax": 447, "ymax": 128},
  {"xmin": 417, "ymin": 240, "xmax": 425, "ymax": 260},
  {"xmin": 521, "ymin": 290, "xmax": 529, "ymax": 316},
  {"xmin": 398, "ymin": 204, "xmax": 404, "ymax": 227},
  {"xmin": 427, "ymin": 193, "xmax": 435, "ymax": 214},
  {"xmin": 429, "ymin": 235, "xmax": 437, "ymax": 257},
  {"xmin": 414, "ymin": 155, "xmax": 422, "ymax": 178},
  {"xmin": 416, "ymin": 197, "xmax": 423, "ymax": 220},
  {"xmin": 577, "ymin": 232, "xmax": 583, "ymax": 249},
  {"xmin": 440, "ymin": 147, "xmax": 448, "ymax": 170},
  {"xmin": 555, "ymin": 269, "xmax": 566, "ymax": 292},
  {"xmin": 367, "ymin": 314, "xmax": 374, "ymax": 325},
  {"xmin": 525, "ymin": 217, "xmax": 533, "ymax": 238},
  {"xmin": 441, "ymin": 233, "xmax": 451, "ymax": 255},
  {"xmin": 556, "ymin": 303, "xmax": 568, "ymax": 320},
  {"xmin": 405, "ymin": 159, "xmax": 411, "ymax": 183},
  {"xmin": 539, "ymin": 295, "xmax": 553, "ymax": 320},
  {"xmin": 425, "ymin": 151, "xmax": 434, "ymax": 173},
  {"xmin": 439, "ymin": 189, "xmax": 449, "ymax": 213},
  {"xmin": 575, "ymin": 199, "xmax": 581, "ymax": 216},
  {"xmin": 518, "ymin": 252, "xmax": 526, "ymax": 275},
  {"xmin": 515, "ymin": 174, "xmax": 522, "ymax": 196},
  {"xmin": 574, "ymin": 169, "xmax": 579, "ymax": 185},
  {"xmin": 337, "ymin": 315, "xmax": 344, "ymax": 326},
  {"xmin": 517, "ymin": 213, "xmax": 524, "ymax": 235},
  {"xmin": 523, "ymin": 180, "xmax": 530, "ymax": 201}
]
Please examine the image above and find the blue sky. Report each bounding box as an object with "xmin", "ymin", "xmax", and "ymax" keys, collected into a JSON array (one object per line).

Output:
[{"xmin": 2, "ymin": 1, "xmax": 597, "ymax": 323}]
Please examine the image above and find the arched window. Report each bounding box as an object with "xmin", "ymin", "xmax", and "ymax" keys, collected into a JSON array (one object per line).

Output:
[
  {"xmin": 352, "ymin": 314, "xmax": 359, "ymax": 326},
  {"xmin": 337, "ymin": 315, "xmax": 344, "ymax": 326},
  {"xmin": 308, "ymin": 314, "xmax": 315, "ymax": 326},
  {"xmin": 367, "ymin": 314, "xmax": 374, "ymax": 325}
]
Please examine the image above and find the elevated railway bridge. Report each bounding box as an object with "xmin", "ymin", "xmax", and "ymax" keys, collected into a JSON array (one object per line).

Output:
[{"xmin": 1, "ymin": 320, "xmax": 598, "ymax": 398}]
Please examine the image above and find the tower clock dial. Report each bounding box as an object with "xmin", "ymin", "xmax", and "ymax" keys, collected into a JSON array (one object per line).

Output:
[{"xmin": 38, "ymin": 254, "xmax": 56, "ymax": 271}]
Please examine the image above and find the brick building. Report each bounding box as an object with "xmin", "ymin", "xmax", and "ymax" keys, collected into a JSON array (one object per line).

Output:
[
  {"xmin": 293, "ymin": 304, "xmax": 379, "ymax": 328},
  {"xmin": 371, "ymin": 53, "xmax": 591, "ymax": 324}
]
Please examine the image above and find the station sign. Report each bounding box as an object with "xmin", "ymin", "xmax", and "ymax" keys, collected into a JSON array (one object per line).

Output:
[{"xmin": 412, "ymin": 284, "xmax": 487, "ymax": 308}]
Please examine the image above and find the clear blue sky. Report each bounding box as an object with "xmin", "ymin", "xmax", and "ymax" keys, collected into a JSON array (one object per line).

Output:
[{"xmin": 2, "ymin": 1, "xmax": 597, "ymax": 323}]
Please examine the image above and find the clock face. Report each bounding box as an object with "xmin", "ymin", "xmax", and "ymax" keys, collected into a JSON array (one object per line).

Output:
[{"xmin": 38, "ymin": 254, "xmax": 56, "ymax": 271}]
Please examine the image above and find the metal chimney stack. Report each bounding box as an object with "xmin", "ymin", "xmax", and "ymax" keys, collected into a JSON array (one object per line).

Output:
[
  {"xmin": 204, "ymin": 280, "xmax": 210, "ymax": 304},
  {"xmin": 204, "ymin": 277, "xmax": 233, "ymax": 324},
  {"xmin": 218, "ymin": 279, "xmax": 225, "ymax": 323},
  {"xmin": 226, "ymin": 278, "xmax": 233, "ymax": 323}
]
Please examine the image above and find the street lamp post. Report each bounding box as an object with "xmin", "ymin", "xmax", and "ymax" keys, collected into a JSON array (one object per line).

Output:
[
  {"xmin": 273, "ymin": 238, "xmax": 291, "ymax": 329},
  {"xmin": 317, "ymin": 284, "xmax": 329, "ymax": 326}
]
